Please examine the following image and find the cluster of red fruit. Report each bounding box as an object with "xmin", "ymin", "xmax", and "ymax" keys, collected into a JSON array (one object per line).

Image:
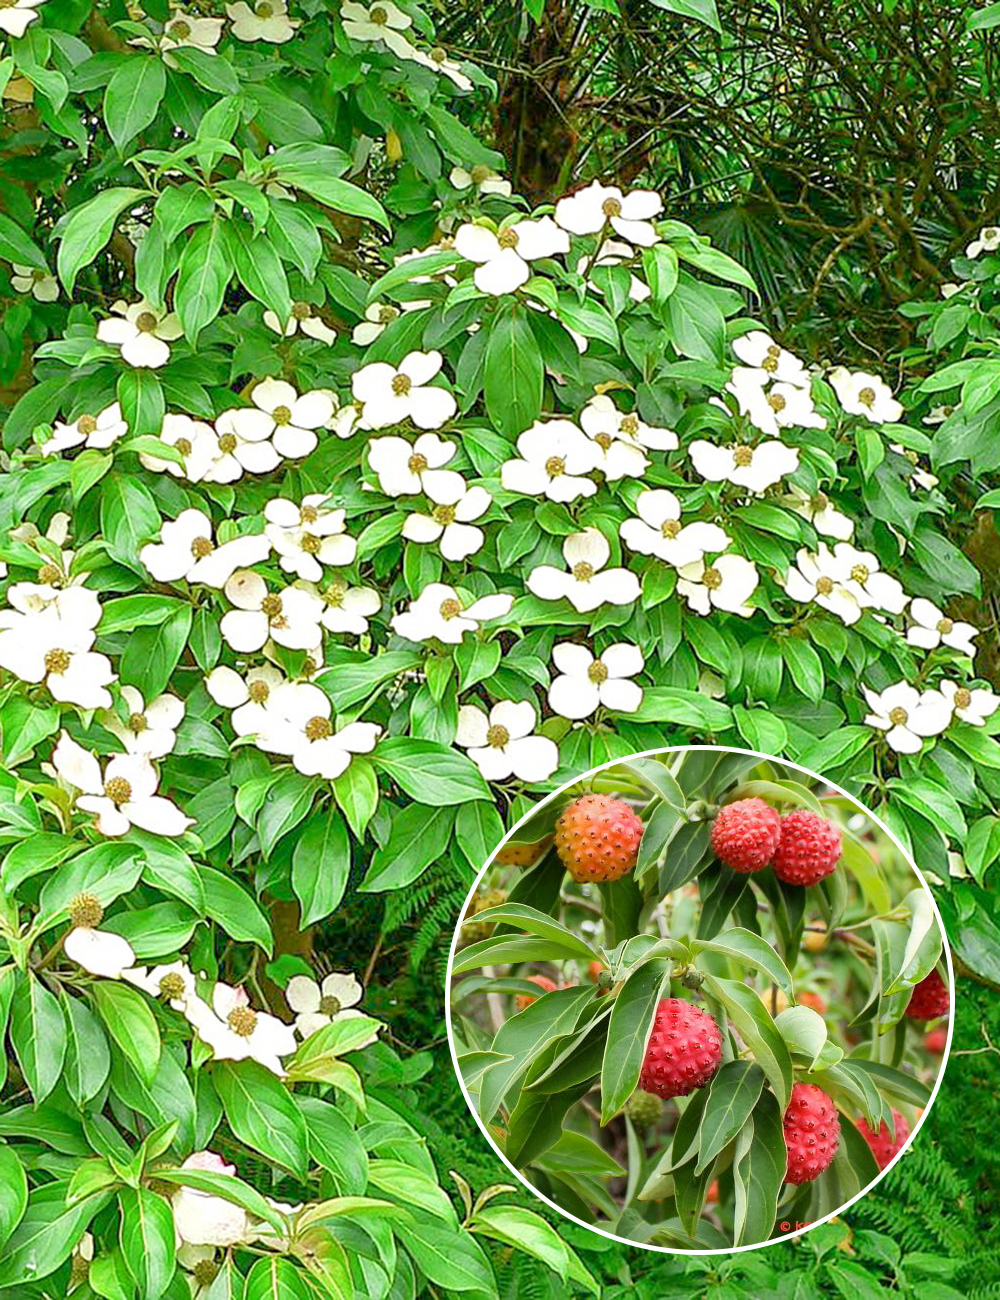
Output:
[{"xmin": 711, "ymin": 798, "xmax": 843, "ymax": 885}]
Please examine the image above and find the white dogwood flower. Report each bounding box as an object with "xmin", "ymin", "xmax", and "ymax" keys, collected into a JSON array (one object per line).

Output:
[
  {"xmin": 263, "ymin": 302, "xmax": 336, "ymax": 342},
  {"xmin": 220, "ymin": 571, "xmax": 324, "ymax": 653},
  {"xmin": 185, "ymin": 982, "xmax": 297, "ymax": 1076},
  {"xmin": 171, "ymin": 1152, "xmax": 249, "ymax": 1248},
  {"xmin": 352, "ymin": 301, "xmax": 433, "ymax": 345},
  {"xmin": 677, "ymin": 554, "xmax": 759, "ymax": 617},
  {"xmin": 501, "ymin": 419, "xmax": 599, "ymax": 502},
  {"xmin": 227, "ymin": 0, "xmax": 299, "ymax": 42},
  {"xmin": 555, "ymin": 180, "xmax": 662, "ymax": 246},
  {"xmin": 205, "ymin": 663, "xmax": 287, "ymax": 737},
  {"xmin": 732, "ymin": 331, "xmax": 810, "ymax": 387},
  {"xmin": 412, "ymin": 45, "xmax": 473, "ymax": 90},
  {"xmin": 454, "ymin": 217, "xmax": 569, "ymax": 295},
  {"xmin": 548, "ymin": 642, "xmax": 644, "ymax": 720},
  {"xmin": 52, "ymin": 732, "xmax": 192, "ymax": 837},
  {"xmin": 889, "ymin": 442, "xmax": 938, "ymax": 491},
  {"xmin": 0, "ymin": 587, "xmax": 114, "ymax": 708},
  {"xmin": 286, "ymin": 971, "xmax": 377, "ymax": 1042},
  {"xmin": 97, "ymin": 299, "xmax": 182, "ymax": 368},
  {"xmin": 123, "ymin": 961, "xmax": 197, "ymax": 1008},
  {"xmin": 160, "ymin": 9, "xmax": 224, "ymax": 55},
  {"xmin": 863, "ymin": 682, "xmax": 951, "ymax": 753},
  {"xmin": 575, "ymin": 240, "xmax": 651, "ymax": 302},
  {"xmin": 966, "ymin": 226, "xmax": 1000, "ymax": 259},
  {"xmin": 139, "ymin": 413, "xmax": 220, "ymax": 481},
  {"xmin": 320, "ymin": 579, "xmax": 381, "ymax": 635},
  {"xmin": 402, "ymin": 479, "xmax": 491, "ymax": 560},
  {"xmin": 209, "ymin": 407, "xmax": 281, "ymax": 480},
  {"xmin": 783, "ymin": 546, "xmax": 862, "ymax": 624},
  {"xmin": 64, "ymin": 894, "xmax": 136, "ymax": 978},
  {"xmin": 782, "ymin": 485, "xmax": 854, "ymax": 540},
  {"xmin": 367, "ymin": 432, "xmax": 463, "ymax": 498},
  {"xmin": 727, "ymin": 367, "xmax": 826, "ymax": 435},
  {"xmin": 620, "ymin": 490, "xmax": 730, "ymax": 567},
  {"xmin": 455, "ymin": 700, "xmax": 558, "ymax": 782},
  {"xmin": 101, "ymin": 687, "xmax": 184, "ymax": 760},
  {"xmin": 923, "ymin": 403, "xmax": 957, "ymax": 426},
  {"xmin": 450, "ymin": 165, "xmax": 511, "ymax": 197},
  {"xmin": 257, "ymin": 682, "xmax": 381, "ymax": 778},
  {"xmin": 264, "ymin": 495, "xmax": 356, "ymax": 581},
  {"xmin": 12, "ymin": 264, "xmax": 58, "ymax": 302},
  {"xmin": 251, "ymin": 378, "xmax": 335, "ymax": 458},
  {"xmin": 140, "ymin": 509, "xmax": 271, "ymax": 586},
  {"xmin": 41, "ymin": 402, "xmax": 128, "ymax": 457},
  {"xmin": 906, "ymin": 599, "xmax": 978, "ymax": 656},
  {"xmin": 690, "ymin": 438, "xmax": 800, "ymax": 493},
  {"xmin": 392, "ymin": 583, "xmax": 512, "ymax": 644},
  {"xmin": 939, "ymin": 680, "xmax": 1000, "ymax": 726},
  {"xmin": 832, "ymin": 543, "xmax": 908, "ymax": 614},
  {"xmin": 341, "ymin": 1, "xmax": 415, "ymax": 56},
  {"xmin": 829, "ymin": 367, "xmax": 903, "ymax": 423},
  {"xmin": 0, "ymin": 0, "xmax": 44, "ymax": 38},
  {"xmin": 527, "ymin": 528, "xmax": 640, "ymax": 613},
  {"xmin": 352, "ymin": 350, "xmax": 457, "ymax": 429},
  {"xmin": 579, "ymin": 394, "xmax": 677, "ymax": 451}
]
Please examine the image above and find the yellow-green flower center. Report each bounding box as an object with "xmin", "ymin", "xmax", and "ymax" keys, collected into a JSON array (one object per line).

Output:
[
  {"xmin": 77, "ymin": 413, "xmax": 98, "ymax": 435},
  {"xmin": 128, "ymin": 712, "xmax": 147, "ymax": 733},
  {"xmin": 272, "ymin": 404, "xmax": 292, "ymax": 426},
  {"xmin": 301, "ymin": 532, "xmax": 322, "ymax": 554},
  {"xmin": 392, "ymin": 373, "xmax": 412, "ymax": 396},
  {"xmin": 70, "ymin": 892, "xmax": 104, "ymax": 928},
  {"xmin": 858, "ymin": 386, "xmax": 876, "ymax": 408},
  {"xmin": 733, "ymin": 445, "xmax": 754, "ymax": 466},
  {"xmin": 248, "ymin": 679, "xmax": 270, "ymax": 703},
  {"xmin": 486, "ymin": 724, "xmax": 510, "ymax": 748},
  {"xmin": 305, "ymin": 716, "xmax": 331, "ymax": 741},
  {"xmin": 136, "ymin": 311, "xmax": 159, "ymax": 332},
  {"xmin": 159, "ymin": 973, "xmax": 187, "ymax": 999},
  {"xmin": 588, "ymin": 660, "xmax": 608, "ymax": 683},
  {"xmin": 954, "ymin": 687, "xmax": 972, "ymax": 709},
  {"xmin": 44, "ymin": 647, "xmax": 71, "ymax": 675},
  {"xmin": 191, "ymin": 536, "xmax": 214, "ymax": 558},
  {"xmin": 544, "ymin": 455, "xmax": 565, "ymax": 477},
  {"xmin": 702, "ymin": 566, "xmax": 722, "ymax": 590},
  {"xmin": 105, "ymin": 776, "xmax": 132, "ymax": 805},
  {"xmin": 432, "ymin": 504, "xmax": 456, "ymax": 525},
  {"xmin": 602, "ymin": 197, "xmax": 622, "ymax": 218},
  {"xmin": 439, "ymin": 598, "xmax": 462, "ymax": 620},
  {"xmin": 227, "ymin": 1007, "xmax": 258, "ymax": 1037},
  {"xmin": 888, "ymin": 706, "xmax": 908, "ymax": 726},
  {"xmin": 815, "ymin": 576, "xmax": 834, "ymax": 595},
  {"xmin": 319, "ymin": 994, "xmax": 342, "ymax": 1015}
]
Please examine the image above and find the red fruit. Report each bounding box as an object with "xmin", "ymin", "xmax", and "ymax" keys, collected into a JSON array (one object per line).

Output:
[
  {"xmin": 496, "ymin": 836, "xmax": 552, "ymax": 867},
  {"xmin": 771, "ymin": 810, "xmax": 842, "ymax": 886},
  {"xmin": 554, "ymin": 794, "xmax": 644, "ymax": 883},
  {"xmin": 639, "ymin": 998, "xmax": 723, "ymax": 1099},
  {"xmin": 906, "ymin": 969, "xmax": 950, "ymax": 1020},
  {"xmin": 516, "ymin": 975, "xmax": 557, "ymax": 1009},
  {"xmin": 924, "ymin": 1027, "xmax": 947, "ymax": 1054},
  {"xmin": 783, "ymin": 1082, "xmax": 841, "ymax": 1184},
  {"xmin": 711, "ymin": 798, "xmax": 781, "ymax": 872},
  {"xmin": 799, "ymin": 990, "xmax": 828, "ymax": 1016},
  {"xmin": 857, "ymin": 1108, "xmax": 910, "ymax": 1170}
]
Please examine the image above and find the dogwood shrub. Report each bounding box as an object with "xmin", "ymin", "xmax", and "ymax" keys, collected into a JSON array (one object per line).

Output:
[{"xmin": 0, "ymin": 0, "xmax": 995, "ymax": 1291}]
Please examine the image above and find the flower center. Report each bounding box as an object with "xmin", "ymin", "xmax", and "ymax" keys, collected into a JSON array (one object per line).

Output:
[
  {"xmin": 38, "ymin": 563, "xmax": 62, "ymax": 585},
  {"xmin": 44, "ymin": 647, "xmax": 71, "ymax": 675},
  {"xmin": 69, "ymin": 892, "xmax": 104, "ymax": 928},
  {"xmin": 248, "ymin": 679, "xmax": 270, "ymax": 703},
  {"xmin": 218, "ymin": 433, "xmax": 238, "ymax": 453},
  {"xmin": 660, "ymin": 519, "xmax": 681, "ymax": 538},
  {"xmin": 159, "ymin": 973, "xmax": 187, "ymax": 999},
  {"xmin": 432, "ymin": 504, "xmax": 456, "ymax": 525},
  {"xmin": 105, "ymin": 776, "xmax": 133, "ymax": 805},
  {"xmin": 762, "ymin": 354, "xmax": 779, "ymax": 374},
  {"xmin": 431, "ymin": 46, "xmax": 447, "ymax": 63},
  {"xmin": 392, "ymin": 373, "xmax": 412, "ymax": 396},
  {"xmin": 319, "ymin": 995, "xmax": 342, "ymax": 1015},
  {"xmin": 810, "ymin": 491, "xmax": 828, "ymax": 511},
  {"xmin": 292, "ymin": 301, "xmax": 311, "ymax": 321},
  {"xmin": 572, "ymin": 561, "xmax": 595, "ymax": 581},
  {"xmin": 439, "ymin": 597, "xmax": 463, "ymax": 620},
  {"xmin": 303, "ymin": 656, "xmax": 317, "ymax": 675},
  {"xmin": 272, "ymin": 404, "xmax": 292, "ymax": 426},
  {"xmin": 767, "ymin": 392, "xmax": 786, "ymax": 413},
  {"xmin": 227, "ymin": 1007, "xmax": 258, "ymax": 1037},
  {"xmin": 76, "ymin": 413, "xmax": 98, "ymax": 435},
  {"xmin": 815, "ymin": 576, "xmax": 834, "ymax": 595},
  {"xmin": 370, "ymin": 4, "xmax": 387, "ymax": 22},
  {"xmin": 888, "ymin": 706, "xmax": 908, "ymax": 726},
  {"xmin": 305, "ymin": 715, "xmax": 332, "ymax": 741},
  {"xmin": 954, "ymin": 687, "xmax": 972, "ymax": 709},
  {"xmin": 255, "ymin": 0, "xmax": 274, "ymax": 14},
  {"xmin": 733, "ymin": 445, "xmax": 754, "ymax": 466},
  {"xmin": 191, "ymin": 536, "xmax": 214, "ymax": 558},
  {"xmin": 128, "ymin": 712, "xmax": 148, "ymax": 733},
  {"xmin": 594, "ymin": 432, "xmax": 612, "ymax": 450},
  {"xmin": 620, "ymin": 414, "xmax": 639, "ymax": 436},
  {"xmin": 323, "ymin": 582, "xmax": 345, "ymax": 607},
  {"xmin": 193, "ymin": 1261, "xmax": 220, "ymax": 1287},
  {"xmin": 588, "ymin": 660, "xmax": 608, "ymax": 683},
  {"xmin": 497, "ymin": 227, "xmax": 519, "ymax": 250},
  {"xmin": 261, "ymin": 594, "xmax": 283, "ymax": 619},
  {"xmin": 544, "ymin": 455, "xmax": 565, "ymax": 477},
  {"xmin": 169, "ymin": 19, "xmax": 191, "ymax": 39},
  {"xmin": 408, "ymin": 452, "xmax": 428, "ymax": 473},
  {"xmin": 486, "ymin": 724, "xmax": 510, "ymax": 748},
  {"xmin": 471, "ymin": 165, "xmax": 491, "ymax": 184},
  {"xmin": 301, "ymin": 532, "xmax": 322, "ymax": 554},
  {"xmin": 175, "ymin": 436, "xmax": 193, "ymax": 455},
  {"xmin": 850, "ymin": 564, "xmax": 869, "ymax": 584},
  {"xmin": 858, "ymin": 386, "xmax": 876, "ymax": 408},
  {"xmin": 702, "ymin": 566, "xmax": 722, "ymax": 589},
  {"xmin": 135, "ymin": 311, "xmax": 159, "ymax": 332},
  {"xmin": 377, "ymin": 305, "xmax": 399, "ymax": 323},
  {"xmin": 601, "ymin": 197, "xmax": 622, "ymax": 218},
  {"xmin": 937, "ymin": 617, "xmax": 953, "ymax": 634},
  {"xmin": 300, "ymin": 504, "xmax": 319, "ymax": 523}
]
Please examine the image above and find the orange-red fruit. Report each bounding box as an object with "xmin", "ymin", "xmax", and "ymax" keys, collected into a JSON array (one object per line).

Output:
[
  {"xmin": 638, "ymin": 997, "xmax": 724, "ymax": 1099},
  {"xmin": 924, "ymin": 1027, "xmax": 947, "ymax": 1054},
  {"xmin": 799, "ymin": 990, "xmax": 828, "ymax": 1016},
  {"xmin": 783, "ymin": 1082, "xmax": 841, "ymax": 1184},
  {"xmin": 554, "ymin": 794, "xmax": 644, "ymax": 883},
  {"xmin": 857, "ymin": 1108, "xmax": 910, "ymax": 1170},
  {"xmin": 495, "ymin": 835, "xmax": 553, "ymax": 867},
  {"xmin": 711, "ymin": 798, "xmax": 781, "ymax": 872},
  {"xmin": 516, "ymin": 975, "xmax": 557, "ymax": 1009},
  {"xmin": 771, "ymin": 810, "xmax": 843, "ymax": 886},
  {"xmin": 906, "ymin": 969, "xmax": 950, "ymax": 1020}
]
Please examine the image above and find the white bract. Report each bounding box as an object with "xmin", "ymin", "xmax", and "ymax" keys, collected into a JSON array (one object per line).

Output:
[
  {"xmin": 64, "ymin": 905, "xmax": 136, "ymax": 979},
  {"xmin": 677, "ymin": 554, "xmax": 759, "ymax": 617},
  {"xmin": 320, "ymin": 579, "xmax": 382, "ymax": 635},
  {"xmin": 263, "ymin": 302, "xmax": 336, "ymax": 342},
  {"xmin": 863, "ymin": 683, "xmax": 952, "ymax": 753},
  {"xmin": 52, "ymin": 732, "xmax": 192, "ymax": 837},
  {"xmin": 905, "ymin": 598, "xmax": 977, "ymax": 656},
  {"xmin": 412, "ymin": 45, "xmax": 473, "ymax": 90},
  {"xmin": 0, "ymin": 586, "xmax": 114, "ymax": 708},
  {"xmin": 139, "ymin": 413, "xmax": 221, "ymax": 481},
  {"xmin": 527, "ymin": 528, "xmax": 640, "ymax": 613},
  {"xmin": 123, "ymin": 960, "xmax": 197, "ymax": 1008},
  {"xmin": 501, "ymin": 419, "xmax": 599, "ymax": 502},
  {"xmin": 251, "ymin": 378, "xmax": 335, "ymax": 458},
  {"xmin": 96, "ymin": 299, "xmax": 182, "ymax": 368},
  {"xmin": 286, "ymin": 971, "xmax": 376, "ymax": 1041},
  {"xmin": 828, "ymin": 366, "xmax": 903, "ymax": 423},
  {"xmin": 172, "ymin": 1152, "xmax": 249, "ymax": 1247},
  {"xmin": 220, "ymin": 571, "xmax": 324, "ymax": 653},
  {"xmin": 392, "ymin": 583, "xmax": 512, "ymax": 644},
  {"xmin": 0, "ymin": 0, "xmax": 45, "ymax": 37},
  {"xmin": 11, "ymin": 264, "xmax": 58, "ymax": 301},
  {"xmin": 732, "ymin": 331, "xmax": 810, "ymax": 386},
  {"xmin": 185, "ymin": 982, "xmax": 298, "ymax": 1076},
  {"xmin": 227, "ymin": 0, "xmax": 299, "ymax": 42},
  {"xmin": 341, "ymin": 1, "xmax": 415, "ymax": 57},
  {"xmin": 579, "ymin": 394, "xmax": 677, "ymax": 451},
  {"xmin": 455, "ymin": 700, "xmax": 558, "ymax": 781},
  {"xmin": 548, "ymin": 642, "xmax": 644, "ymax": 720},
  {"xmin": 352, "ymin": 301, "xmax": 431, "ymax": 345},
  {"xmin": 100, "ymin": 686, "xmax": 184, "ymax": 759},
  {"xmin": 140, "ymin": 509, "xmax": 271, "ymax": 586},
  {"xmin": 966, "ymin": 226, "xmax": 1000, "ymax": 258},
  {"xmin": 727, "ymin": 368, "xmax": 826, "ymax": 435},
  {"xmin": 832, "ymin": 543, "xmax": 908, "ymax": 614},
  {"xmin": 367, "ymin": 432, "xmax": 463, "ymax": 498},
  {"xmin": 939, "ymin": 680, "xmax": 1000, "ymax": 726},
  {"xmin": 160, "ymin": 10, "xmax": 224, "ymax": 55},
  {"xmin": 205, "ymin": 663, "xmax": 287, "ymax": 737},
  {"xmin": 40, "ymin": 402, "xmax": 127, "ymax": 457},
  {"xmin": 783, "ymin": 546, "xmax": 862, "ymax": 625},
  {"xmin": 620, "ymin": 490, "xmax": 730, "ymax": 567},
  {"xmin": 265, "ymin": 495, "xmax": 356, "ymax": 581},
  {"xmin": 783, "ymin": 485, "xmax": 854, "ymax": 540},
  {"xmin": 352, "ymin": 350, "xmax": 457, "ymax": 429},
  {"xmin": 454, "ymin": 217, "xmax": 569, "ymax": 295},
  {"xmin": 689, "ymin": 438, "xmax": 800, "ymax": 493},
  {"xmin": 211, "ymin": 407, "xmax": 281, "ymax": 480},
  {"xmin": 450, "ymin": 165, "xmax": 511, "ymax": 197},
  {"xmin": 257, "ymin": 682, "xmax": 381, "ymax": 779},
  {"xmin": 402, "ymin": 479, "xmax": 491, "ymax": 560},
  {"xmin": 555, "ymin": 180, "xmax": 662, "ymax": 246}
]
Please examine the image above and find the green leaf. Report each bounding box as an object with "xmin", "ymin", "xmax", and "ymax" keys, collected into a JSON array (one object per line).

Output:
[
  {"xmin": 0, "ymin": 1145, "xmax": 28, "ymax": 1254},
  {"xmin": 797, "ymin": 726, "xmax": 872, "ymax": 774},
  {"xmin": 452, "ymin": 934, "xmax": 594, "ymax": 974},
  {"xmin": 642, "ymin": 244, "xmax": 679, "ymax": 301},
  {"xmin": 91, "ymin": 981, "xmax": 161, "ymax": 1087},
  {"xmin": 10, "ymin": 972, "xmax": 67, "ymax": 1103},
  {"xmin": 118, "ymin": 1187, "xmax": 175, "ymax": 1300},
  {"xmin": 677, "ymin": 241, "xmax": 756, "ymax": 290},
  {"xmin": 372, "ymin": 737, "xmax": 491, "ymax": 804},
  {"xmin": 119, "ymin": 605, "xmax": 193, "ymax": 699},
  {"xmin": 649, "ymin": 0, "xmax": 721, "ymax": 31},
  {"xmin": 57, "ymin": 188, "xmax": 148, "ymax": 292},
  {"xmin": 484, "ymin": 306, "xmax": 543, "ymax": 436},
  {"xmin": 968, "ymin": 1, "xmax": 1000, "ymax": 30},
  {"xmin": 362, "ymin": 804, "xmax": 455, "ymax": 891},
  {"xmin": 701, "ymin": 974, "xmax": 793, "ymax": 1111},
  {"xmin": 285, "ymin": 1017, "xmax": 380, "ymax": 1084},
  {"xmin": 154, "ymin": 183, "xmax": 215, "ymax": 244},
  {"xmin": 271, "ymin": 165, "xmax": 389, "ymax": 230},
  {"xmin": 230, "ymin": 225, "xmax": 292, "ymax": 320},
  {"xmin": 332, "ymin": 757, "xmax": 379, "ymax": 838},
  {"xmin": 469, "ymin": 903, "xmax": 601, "ymax": 960},
  {"xmin": 693, "ymin": 927, "xmax": 793, "ymax": 994},
  {"xmin": 104, "ymin": 57, "xmax": 166, "ymax": 149},
  {"xmin": 780, "ymin": 637, "xmax": 824, "ymax": 703},
  {"xmin": 257, "ymin": 769, "xmax": 320, "ymax": 857},
  {"xmin": 695, "ymin": 1061, "xmax": 766, "ymax": 1175},
  {"xmin": 0, "ymin": 211, "xmax": 47, "ymax": 271},
  {"xmin": 151, "ymin": 1168, "xmax": 287, "ymax": 1236},
  {"xmin": 599, "ymin": 960, "xmax": 669, "ymax": 1124},
  {"xmin": 472, "ymin": 1206, "xmax": 572, "ymax": 1282},
  {"xmin": 732, "ymin": 1091, "xmax": 785, "ymax": 1246},
  {"xmin": 117, "ymin": 367, "xmax": 165, "ymax": 440},
  {"xmin": 292, "ymin": 810, "xmax": 351, "ymax": 926},
  {"xmin": 213, "ymin": 1062, "xmax": 309, "ymax": 1179},
  {"xmin": 367, "ymin": 1160, "xmax": 456, "ymax": 1222},
  {"xmin": 243, "ymin": 1257, "xmax": 314, "ymax": 1300},
  {"xmin": 62, "ymin": 993, "xmax": 111, "ymax": 1107},
  {"xmin": 175, "ymin": 217, "xmax": 232, "ymax": 344},
  {"xmin": 100, "ymin": 475, "xmax": 161, "ymax": 567},
  {"xmin": 0, "ymin": 1184, "xmax": 114, "ymax": 1288},
  {"xmin": 394, "ymin": 1218, "xmax": 496, "ymax": 1294},
  {"xmin": 200, "ymin": 866, "xmax": 274, "ymax": 954}
]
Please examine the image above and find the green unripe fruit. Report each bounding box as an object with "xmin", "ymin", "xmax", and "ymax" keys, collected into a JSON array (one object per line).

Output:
[{"xmin": 627, "ymin": 1089, "xmax": 664, "ymax": 1130}]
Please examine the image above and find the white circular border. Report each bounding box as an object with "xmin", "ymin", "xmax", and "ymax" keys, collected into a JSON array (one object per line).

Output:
[{"xmin": 444, "ymin": 743, "xmax": 955, "ymax": 1256}]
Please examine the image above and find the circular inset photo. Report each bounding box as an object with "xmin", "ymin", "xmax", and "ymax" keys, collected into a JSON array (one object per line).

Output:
[{"xmin": 446, "ymin": 747, "xmax": 952, "ymax": 1252}]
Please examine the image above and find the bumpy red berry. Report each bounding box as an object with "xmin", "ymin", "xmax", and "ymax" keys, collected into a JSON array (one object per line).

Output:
[
  {"xmin": 516, "ymin": 974, "xmax": 557, "ymax": 1009},
  {"xmin": 770, "ymin": 810, "xmax": 842, "ymax": 886},
  {"xmin": 554, "ymin": 794, "xmax": 644, "ymax": 883},
  {"xmin": 496, "ymin": 835, "xmax": 552, "ymax": 867},
  {"xmin": 857, "ymin": 1108, "xmax": 910, "ymax": 1170},
  {"xmin": 783, "ymin": 1082, "xmax": 841, "ymax": 1184},
  {"xmin": 906, "ymin": 968, "xmax": 950, "ymax": 1020},
  {"xmin": 639, "ymin": 997, "xmax": 723, "ymax": 1099},
  {"xmin": 711, "ymin": 798, "xmax": 781, "ymax": 872}
]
